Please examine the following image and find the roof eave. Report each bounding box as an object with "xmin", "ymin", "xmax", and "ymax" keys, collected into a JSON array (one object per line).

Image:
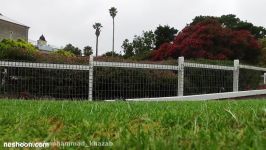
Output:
[{"xmin": 0, "ymin": 18, "xmax": 30, "ymax": 28}]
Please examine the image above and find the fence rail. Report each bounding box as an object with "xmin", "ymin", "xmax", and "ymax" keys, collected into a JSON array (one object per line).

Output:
[
  {"xmin": 127, "ymin": 89, "xmax": 266, "ymax": 101},
  {"xmin": 94, "ymin": 61, "xmax": 179, "ymax": 70},
  {"xmin": 0, "ymin": 56, "xmax": 266, "ymax": 101},
  {"xmin": 184, "ymin": 62, "xmax": 234, "ymax": 71},
  {"xmin": 239, "ymin": 64, "xmax": 266, "ymax": 72},
  {"xmin": 0, "ymin": 61, "xmax": 91, "ymax": 70}
]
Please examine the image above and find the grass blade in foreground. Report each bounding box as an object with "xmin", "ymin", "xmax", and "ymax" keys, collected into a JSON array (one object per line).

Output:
[{"xmin": 0, "ymin": 99, "xmax": 266, "ymax": 149}]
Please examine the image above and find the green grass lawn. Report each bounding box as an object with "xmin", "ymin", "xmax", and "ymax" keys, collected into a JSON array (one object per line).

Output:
[{"xmin": 0, "ymin": 99, "xmax": 266, "ymax": 149}]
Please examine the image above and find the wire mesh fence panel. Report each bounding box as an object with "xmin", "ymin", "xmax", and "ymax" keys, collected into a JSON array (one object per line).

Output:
[
  {"xmin": 0, "ymin": 61, "xmax": 90, "ymax": 100},
  {"xmin": 2, "ymin": 58, "xmax": 266, "ymax": 101},
  {"xmin": 184, "ymin": 63, "xmax": 233, "ymax": 96},
  {"xmin": 93, "ymin": 61, "xmax": 179, "ymax": 100},
  {"xmin": 239, "ymin": 68, "xmax": 265, "ymax": 91}
]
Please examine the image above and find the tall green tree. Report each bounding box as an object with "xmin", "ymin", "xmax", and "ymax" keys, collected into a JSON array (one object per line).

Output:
[
  {"xmin": 122, "ymin": 31, "xmax": 155, "ymax": 59},
  {"xmin": 83, "ymin": 46, "xmax": 93, "ymax": 56},
  {"xmin": 121, "ymin": 25, "xmax": 178, "ymax": 59},
  {"xmin": 93, "ymin": 23, "xmax": 103, "ymax": 57},
  {"xmin": 122, "ymin": 39, "xmax": 134, "ymax": 58},
  {"xmin": 109, "ymin": 7, "xmax": 118, "ymax": 56},
  {"xmin": 154, "ymin": 25, "xmax": 178, "ymax": 48},
  {"xmin": 63, "ymin": 44, "xmax": 81, "ymax": 56}
]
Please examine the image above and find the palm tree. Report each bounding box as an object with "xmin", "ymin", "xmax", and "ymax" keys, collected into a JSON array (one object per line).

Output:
[
  {"xmin": 109, "ymin": 7, "xmax": 118, "ymax": 56},
  {"xmin": 93, "ymin": 23, "xmax": 103, "ymax": 57}
]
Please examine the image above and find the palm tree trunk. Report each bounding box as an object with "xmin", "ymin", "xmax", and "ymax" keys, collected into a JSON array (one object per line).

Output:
[
  {"xmin": 96, "ymin": 36, "xmax": 99, "ymax": 57},
  {"xmin": 112, "ymin": 18, "xmax": 115, "ymax": 57}
]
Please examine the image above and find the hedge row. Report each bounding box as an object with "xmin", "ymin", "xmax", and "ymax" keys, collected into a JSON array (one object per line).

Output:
[{"xmin": 0, "ymin": 40, "xmax": 264, "ymax": 100}]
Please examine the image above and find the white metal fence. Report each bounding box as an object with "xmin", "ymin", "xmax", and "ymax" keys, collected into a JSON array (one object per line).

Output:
[{"xmin": 0, "ymin": 56, "xmax": 266, "ymax": 101}]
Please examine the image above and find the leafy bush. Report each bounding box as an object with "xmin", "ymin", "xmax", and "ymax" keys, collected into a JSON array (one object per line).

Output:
[
  {"xmin": 0, "ymin": 39, "xmax": 91, "ymax": 64},
  {"xmin": 94, "ymin": 67, "xmax": 178, "ymax": 100},
  {"xmin": 152, "ymin": 19, "xmax": 261, "ymax": 64},
  {"xmin": 239, "ymin": 69, "xmax": 263, "ymax": 91},
  {"xmin": 52, "ymin": 49, "xmax": 75, "ymax": 57},
  {"xmin": 0, "ymin": 66, "xmax": 90, "ymax": 99},
  {"xmin": 102, "ymin": 51, "xmax": 121, "ymax": 57},
  {"xmin": 0, "ymin": 39, "xmax": 36, "ymax": 52},
  {"xmin": 63, "ymin": 44, "xmax": 81, "ymax": 56},
  {"xmin": 33, "ymin": 52, "xmax": 90, "ymax": 64},
  {"xmin": 258, "ymin": 38, "xmax": 266, "ymax": 67},
  {"xmin": 0, "ymin": 47, "xmax": 36, "ymax": 61},
  {"xmin": 0, "ymin": 39, "xmax": 37, "ymax": 61}
]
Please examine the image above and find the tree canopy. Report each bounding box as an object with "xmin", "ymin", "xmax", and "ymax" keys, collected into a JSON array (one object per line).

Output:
[
  {"xmin": 83, "ymin": 46, "xmax": 93, "ymax": 56},
  {"xmin": 93, "ymin": 23, "xmax": 103, "ymax": 37},
  {"xmin": 103, "ymin": 51, "xmax": 121, "ymax": 57},
  {"xmin": 122, "ymin": 31, "xmax": 155, "ymax": 59},
  {"xmin": 109, "ymin": 7, "xmax": 118, "ymax": 18},
  {"xmin": 152, "ymin": 19, "xmax": 261, "ymax": 64},
  {"xmin": 154, "ymin": 25, "xmax": 178, "ymax": 48},
  {"xmin": 121, "ymin": 25, "xmax": 178, "ymax": 60},
  {"xmin": 63, "ymin": 44, "xmax": 81, "ymax": 56},
  {"xmin": 191, "ymin": 14, "xmax": 266, "ymax": 39}
]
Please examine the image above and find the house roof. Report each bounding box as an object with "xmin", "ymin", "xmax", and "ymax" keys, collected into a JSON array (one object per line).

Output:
[
  {"xmin": 37, "ymin": 45, "xmax": 56, "ymax": 52},
  {"xmin": 39, "ymin": 35, "xmax": 46, "ymax": 41},
  {"xmin": 0, "ymin": 13, "xmax": 29, "ymax": 28}
]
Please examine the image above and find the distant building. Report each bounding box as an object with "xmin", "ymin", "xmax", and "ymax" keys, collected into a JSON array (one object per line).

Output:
[
  {"xmin": 0, "ymin": 13, "xmax": 29, "ymax": 41},
  {"xmin": 36, "ymin": 35, "xmax": 57, "ymax": 52},
  {"xmin": 37, "ymin": 34, "xmax": 47, "ymax": 46}
]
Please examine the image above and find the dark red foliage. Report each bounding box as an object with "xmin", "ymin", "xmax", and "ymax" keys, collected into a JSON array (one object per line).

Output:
[
  {"xmin": 257, "ymin": 85, "xmax": 266, "ymax": 90},
  {"xmin": 152, "ymin": 19, "xmax": 261, "ymax": 63},
  {"xmin": 151, "ymin": 43, "xmax": 178, "ymax": 60},
  {"xmin": 19, "ymin": 91, "xmax": 33, "ymax": 100}
]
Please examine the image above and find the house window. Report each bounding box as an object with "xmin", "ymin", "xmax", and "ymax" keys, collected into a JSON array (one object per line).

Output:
[{"xmin": 10, "ymin": 31, "xmax": 13, "ymax": 39}]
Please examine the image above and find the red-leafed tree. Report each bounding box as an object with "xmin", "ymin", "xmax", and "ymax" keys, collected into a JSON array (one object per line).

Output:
[{"xmin": 152, "ymin": 19, "xmax": 261, "ymax": 64}]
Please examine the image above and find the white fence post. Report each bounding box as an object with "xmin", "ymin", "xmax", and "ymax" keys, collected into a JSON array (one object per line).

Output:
[
  {"xmin": 88, "ymin": 55, "xmax": 94, "ymax": 101},
  {"xmin": 264, "ymin": 73, "xmax": 266, "ymax": 84},
  {"xmin": 233, "ymin": 60, "xmax": 239, "ymax": 92},
  {"xmin": 178, "ymin": 57, "xmax": 184, "ymax": 96}
]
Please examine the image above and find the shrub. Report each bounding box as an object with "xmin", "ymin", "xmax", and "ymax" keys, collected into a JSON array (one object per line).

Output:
[
  {"xmin": 52, "ymin": 49, "xmax": 76, "ymax": 57},
  {"xmin": 63, "ymin": 44, "xmax": 81, "ymax": 56},
  {"xmin": 258, "ymin": 38, "xmax": 266, "ymax": 67},
  {"xmin": 0, "ymin": 47, "xmax": 36, "ymax": 61},
  {"xmin": 152, "ymin": 20, "xmax": 261, "ymax": 64},
  {"xmin": 102, "ymin": 51, "xmax": 122, "ymax": 57},
  {"xmin": 94, "ymin": 67, "xmax": 178, "ymax": 100},
  {"xmin": 0, "ymin": 39, "xmax": 36, "ymax": 52},
  {"xmin": 34, "ymin": 52, "xmax": 90, "ymax": 64},
  {"xmin": 0, "ymin": 39, "xmax": 37, "ymax": 61}
]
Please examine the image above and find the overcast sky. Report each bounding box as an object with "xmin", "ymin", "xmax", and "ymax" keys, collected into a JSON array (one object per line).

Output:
[{"xmin": 1, "ymin": 0, "xmax": 265, "ymax": 55}]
